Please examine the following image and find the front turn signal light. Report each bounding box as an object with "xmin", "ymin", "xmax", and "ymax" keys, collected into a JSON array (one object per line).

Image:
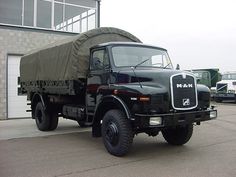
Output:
[
  {"xmin": 113, "ymin": 89, "xmax": 118, "ymax": 95},
  {"xmin": 139, "ymin": 96, "xmax": 150, "ymax": 102}
]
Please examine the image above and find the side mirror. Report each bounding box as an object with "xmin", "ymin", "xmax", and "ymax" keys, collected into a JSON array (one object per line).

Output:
[
  {"xmin": 93, "ymin": 57, "xmax": 103, "ymax": 69},
  {"xmin": 176, "ymin": 64, "xmax": 180, "ymax": 70},
  {"xmin": 197, "ymin": 78, "xmax": 201, "ymax": 83}
]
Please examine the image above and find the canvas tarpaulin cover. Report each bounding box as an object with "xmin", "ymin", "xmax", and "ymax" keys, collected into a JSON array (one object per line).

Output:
[{"xmin": 20, "ymin": 27, "xmax": 141, "ymax": 82}]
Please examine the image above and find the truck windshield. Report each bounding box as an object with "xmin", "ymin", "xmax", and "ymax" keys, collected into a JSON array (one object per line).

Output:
[
  {"xmin": 222, "ymin": 73, "xmax": 236, "ymax": 80},
  {"xmin": 111, "ymin": 46, "xmax": 173, "ymax": 69},
  {"xmin": 193, "ymin": 71, "xmax": 210, "ymax": 80}
]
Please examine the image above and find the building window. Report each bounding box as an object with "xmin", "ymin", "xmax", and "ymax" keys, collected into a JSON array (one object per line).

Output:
[
  {"xmin": 0, "ymin": 0, "xmax": 98, "ymax": 33},
  {"xmin": 0, "ymin": 0, "xmax": 22, "ymax": 25},
  {"xmin": 88, "ymin": 9, "xmax": 96, "ymax": 30},
  {"xmin": 24, "ymin": 0, "xmax": 34, "ymax": 26},
  {"xmin": 65, "ymin": 0, "xmax": 96, "ymax": 7},
  {"xmin": 37, "ymin": 0, "xmax": 52, "ymax": 28},
  {"xmin": 65, "ymin": 5, "xmax": 86, "ymax": 32}
]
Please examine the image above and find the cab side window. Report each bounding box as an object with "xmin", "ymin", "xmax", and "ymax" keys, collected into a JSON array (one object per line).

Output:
[{"xmin": 91, "ymin": 49, "xmax": 109, "ymax": 70}]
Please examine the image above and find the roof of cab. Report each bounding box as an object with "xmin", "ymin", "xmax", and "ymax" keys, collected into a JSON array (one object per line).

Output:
[{"xmin": 91, "ymin": 42, "xmax": 167, "ymax": 51}]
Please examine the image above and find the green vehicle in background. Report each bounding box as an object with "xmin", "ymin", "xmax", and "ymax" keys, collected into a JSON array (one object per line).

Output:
[{"xmin": 190, "ymin": 69, "xmax": 222, "ymax": 98}]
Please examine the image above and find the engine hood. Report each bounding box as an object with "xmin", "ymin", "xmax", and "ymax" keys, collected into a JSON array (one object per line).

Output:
[
  {"xmin": 110, "ymin": 68, "xmax": 208, "ymax": 111},
  {"xmin": 113, "ymin": 68, "xmax": 194, "ymax": 95}
]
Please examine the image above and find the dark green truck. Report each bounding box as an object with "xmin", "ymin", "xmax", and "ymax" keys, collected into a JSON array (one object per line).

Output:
[
  {"xmin": 190, "ymin": 69, "xmax": 221, "ymax": 99},
  {"xmin": 19, "ymin": 27, "xmax": 217, "ymax": 156},
  {"xmin": 190, "ymin": 69, "xmax": 221, "ymax": 88}
]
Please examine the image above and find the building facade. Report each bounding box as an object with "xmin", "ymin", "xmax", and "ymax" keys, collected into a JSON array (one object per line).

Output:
[{"xmin": 0, "ymin": 0, "xmax": 100, "ymax": 120}]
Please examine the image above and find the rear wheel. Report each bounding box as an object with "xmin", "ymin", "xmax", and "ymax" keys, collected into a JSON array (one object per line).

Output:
[
  {"xmin": 162, "ymin": 124, "xmax": 193, "ymax": 145},
  {"xmin": 34, "ymin": 102, "xmax": 58, "ymax": 131},
  {"xmin": 102, "ymin": 109, "xmax": 133, "ymax": 156},
  {"xmin": 49, "ymin": 110, "xmax": 58, "ymax": 131},
  {"xmin": 34, "ymin": 102, "xmax": 50, "ymax": 131}
]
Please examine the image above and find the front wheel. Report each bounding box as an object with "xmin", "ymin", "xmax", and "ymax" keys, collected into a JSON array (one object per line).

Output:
[
  {"xmin": 102, "ymin": 109, "xmax": 133, "ymax": 156},
  {"xmin": 162, "ymin": 124, "xmax": 193, "ymax": 145}
]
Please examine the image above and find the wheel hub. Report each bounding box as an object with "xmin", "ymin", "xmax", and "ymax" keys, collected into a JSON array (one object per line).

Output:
[{"xmin": 105, "ymin": 122, "xmax": 119, "ymax": 145}]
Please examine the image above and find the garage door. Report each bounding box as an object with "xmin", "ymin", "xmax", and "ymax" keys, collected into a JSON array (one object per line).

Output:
[{"xmin": 7, "ymin": 55, "xmax": 31, "ymax": 119}]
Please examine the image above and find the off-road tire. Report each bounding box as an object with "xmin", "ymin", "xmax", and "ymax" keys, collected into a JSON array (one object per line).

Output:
[
  {"xmin": 162, "ymin": 124, "xmax": 193, "ymax": 145},
  {"xmin": 34, "ymin": 102, "xmax": 58, "ymax": 131},
  {"xmin": 102, "ymin": 109, "xmax": 133, "ymax": 156},
  {"xmin": 49, "ymin": 110, "xmax": 58, "ymax": 131},
  {"xmin": 34, "ymin": 102, "xmax": 50, "ymax": 131}
]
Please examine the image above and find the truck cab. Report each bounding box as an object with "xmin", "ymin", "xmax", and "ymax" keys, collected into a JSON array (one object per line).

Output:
[{"xmin": 84, "ymin": 42, "xmax": 217, "ymax": 155}]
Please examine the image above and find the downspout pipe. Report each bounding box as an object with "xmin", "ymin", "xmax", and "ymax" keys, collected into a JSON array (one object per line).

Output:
[{"xmin": 96, "ymin": 0, "xmax": 101, "ymax": 28}]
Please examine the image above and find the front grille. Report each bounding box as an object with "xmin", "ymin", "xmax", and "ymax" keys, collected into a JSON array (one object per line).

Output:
[
  {"xmin": 216, "ymin": 83, "xmax": 227, "ymax": 93},
  {"xmin": 170, "ymin": 73, "xmax": 198, "ymax": 110}
]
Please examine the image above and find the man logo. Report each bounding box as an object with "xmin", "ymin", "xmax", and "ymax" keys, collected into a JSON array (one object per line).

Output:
[
  {"xmin": 183, "ymin": 98, "xmax": 190, "ymax": 106},
  {"xmin": 176, "ymin": 84, "xmax": 193, "ymax": 88}
]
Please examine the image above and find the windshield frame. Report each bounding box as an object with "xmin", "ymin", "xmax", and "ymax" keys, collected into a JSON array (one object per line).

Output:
[{"xmin": 110, "ymin": 44, "xmax": 173, "ymax": 69}]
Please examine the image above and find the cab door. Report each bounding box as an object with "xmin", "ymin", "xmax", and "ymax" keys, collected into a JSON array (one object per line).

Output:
[{"xmin": 86, "ymin": 48, "xmax": 110, "ymax": 114}]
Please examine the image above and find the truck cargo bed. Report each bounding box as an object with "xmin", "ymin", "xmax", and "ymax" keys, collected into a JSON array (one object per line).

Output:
[
  {"xmin": 20, "ymin": 27, "xmax": 141, "ymax": 83},
  {"xmin": 20, "ymin": 79, "xmax": 85, "ymax": 95}
]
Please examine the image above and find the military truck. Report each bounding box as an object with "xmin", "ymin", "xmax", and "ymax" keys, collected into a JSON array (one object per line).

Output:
[
  {"xmin": 215, "ymin": 72, "xmax": 236, "ymax": 102},
  {"xmin": 20, "ymin": 27, "xmax": 217, "ymax": 156},
  {"xmin": 190, "ymin": 69, "xmax": 221, "ymax": 99},
  {"xmin": 191, "ymin": 69, "xmax": 221, "ymax": 88}
]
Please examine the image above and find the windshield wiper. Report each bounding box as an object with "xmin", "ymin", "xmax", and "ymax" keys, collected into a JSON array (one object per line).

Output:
[
  {"xmin": 130, "ymin": 59, "xmax": 150, "ymax": 89},
  {"xmin": 163, "ymin": 62, "xmax": 171, "ymax": 69},
  {"xmin": 134, "ymin": 58, "xmax": 150, "ymax": 69}
]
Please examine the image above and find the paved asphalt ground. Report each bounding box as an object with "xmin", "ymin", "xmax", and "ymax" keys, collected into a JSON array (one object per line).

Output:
[{"xmin": 0, "ymin": 103, "xmax": 236, "ymax": 177}]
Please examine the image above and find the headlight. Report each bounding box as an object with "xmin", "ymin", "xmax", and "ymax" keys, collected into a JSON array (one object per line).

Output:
[
  {"xmin": 228, "ymin": 90, "xmax": 235, "ymax": 94},
  {"xmin": 149, "ymin": 117, "xmax": 162, "ymax": 125},
  {"xmin": 210, "ymin": 110, "xmax": 217, "ymax": 119}
]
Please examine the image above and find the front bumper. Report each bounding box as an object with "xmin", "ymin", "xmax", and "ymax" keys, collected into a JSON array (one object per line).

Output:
[
  {"xmin": 215, "ymin": 93, "xmax": 236, "ymax": 100},
  {"xmin": 134, "ymin": 109, "xmax": 217, "ymax": 128}
]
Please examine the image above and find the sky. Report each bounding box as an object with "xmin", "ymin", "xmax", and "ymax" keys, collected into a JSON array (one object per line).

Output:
[{"xmin": 100, "ymin": 0, "xmax": 236, "ymax": 72}]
